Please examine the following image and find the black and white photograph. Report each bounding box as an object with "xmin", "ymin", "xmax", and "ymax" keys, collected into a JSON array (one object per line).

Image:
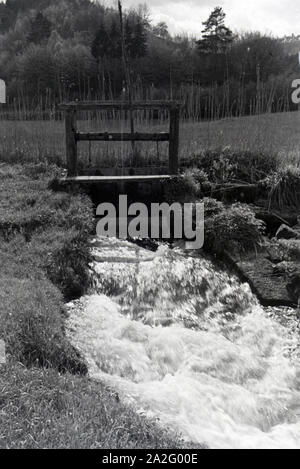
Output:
[{"xmin": 0, "ymin": 0, "xmax": 300, "ymax": 453}]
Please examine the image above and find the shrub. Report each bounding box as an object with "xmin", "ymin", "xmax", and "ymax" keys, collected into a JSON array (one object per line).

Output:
[
  {"xmin": 262, "ymin": 165, "xmax": 300, "ymax": 209},
  {"xmin": 204, "ymin": 202, "xmax": 265, "ymax": 254},
  {"xmin": 164, "ymin": 169, "xmax": 206, "ymax": 203},
  {"xmin": 184, "ymin": 168, "xmax": 209, "ymax": 187},
  {"xmin": 201, "ymin": 197, "xmax": 224, "ymax": 218},
  {"xmin": 189, "ymin": 148, "xmax": 277, "ymax": 184}
]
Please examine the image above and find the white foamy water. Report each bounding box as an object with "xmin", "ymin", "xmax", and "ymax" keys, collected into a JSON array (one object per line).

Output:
[{"xmin": 66, "ymin": 238, "xmax": 300, "ymax": 449}]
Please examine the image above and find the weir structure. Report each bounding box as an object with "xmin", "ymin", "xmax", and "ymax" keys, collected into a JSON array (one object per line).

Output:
[{"xmin": 58, "ymin": 100, "xmax": 181, "ymax": 184}]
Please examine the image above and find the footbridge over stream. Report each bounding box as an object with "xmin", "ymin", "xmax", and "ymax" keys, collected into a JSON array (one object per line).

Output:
[{"xmin": 58, "ymin": 100, "xmax": 181, "ymax": 192}]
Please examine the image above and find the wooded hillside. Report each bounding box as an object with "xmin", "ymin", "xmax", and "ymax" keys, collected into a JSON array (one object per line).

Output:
[{"xmin": 0, "ymin": 0, "xmax": 299, "ymax": 118}]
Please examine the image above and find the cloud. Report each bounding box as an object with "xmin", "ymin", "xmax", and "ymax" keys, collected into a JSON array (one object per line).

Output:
[{"xmin": 106, "ymin": 0, "xmax": 300, "ymax": 37}]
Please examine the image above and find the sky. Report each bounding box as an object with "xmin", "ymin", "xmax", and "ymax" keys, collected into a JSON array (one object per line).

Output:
[{"xmin": 105, "ymin": 0, "xmax": 300, "ymax": 38}]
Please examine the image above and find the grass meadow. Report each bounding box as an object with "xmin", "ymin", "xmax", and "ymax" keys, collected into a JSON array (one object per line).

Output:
[{"xmin": 1, "ymin": 111, "xmax": 300, "ymax": 169}]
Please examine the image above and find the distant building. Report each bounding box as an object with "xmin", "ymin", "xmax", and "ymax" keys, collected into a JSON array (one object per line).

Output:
[{"xmin": 0, "ymin": 79, "xmax": 6, "ymax": 103}]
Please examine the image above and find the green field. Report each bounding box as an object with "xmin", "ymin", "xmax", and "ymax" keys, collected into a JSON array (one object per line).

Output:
[{"xmin": 1, "ymin": 111, "xmax": 300, "ymax": 168}]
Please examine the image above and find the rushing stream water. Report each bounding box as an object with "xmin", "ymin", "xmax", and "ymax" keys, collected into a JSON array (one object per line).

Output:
[{"xmin": 66, "ymin": 237, "xmax": 300, "ymax": 449}]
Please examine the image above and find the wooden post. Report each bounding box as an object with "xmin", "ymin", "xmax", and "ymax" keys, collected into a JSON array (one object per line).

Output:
[
  {"xmin": 118, "ymin": 1, "xmax": 135, "ymax": 154},
  {"xmin": 65, "ymin": 109, "xmax": 77, "ymax": 176},
  {"xmin": 169, "ymin": 106, "xmax": 180, "ymax": 174}
]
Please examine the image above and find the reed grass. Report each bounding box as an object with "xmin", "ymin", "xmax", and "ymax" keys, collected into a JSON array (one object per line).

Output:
[{"xmin": 0, "ymin": 110, "xmax": 300, "ymax": 169}]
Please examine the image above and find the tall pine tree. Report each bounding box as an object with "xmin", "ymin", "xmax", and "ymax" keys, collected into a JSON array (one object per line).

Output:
[
  {"xmin": 28, "ymin": 12, "xmax": 52, "ymax": 44},
  {"xmin": 197, "ymin": 7, "xmax": 233, "ymax": 54},
  {"xmin": 131, "ymin": 17, "xmax": 147, "ymax": 58},
  {"xmin": 91, "ymin": 15, "xmax": 147, "ymax": 61},
  {"xmin": 92, "ymin": 22, "xmax": 112, "ymax": 60}
]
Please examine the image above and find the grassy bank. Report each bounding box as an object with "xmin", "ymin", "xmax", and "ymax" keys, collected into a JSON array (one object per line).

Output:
[
  {"xmin": 0, "ymin": 364, "xmax": 189, "ymax": 449},
  {"xmin": 0, "ymin": 162, "xmax": 187, "ymax": 449}
]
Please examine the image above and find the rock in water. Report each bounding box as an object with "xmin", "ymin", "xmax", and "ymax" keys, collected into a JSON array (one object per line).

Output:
[
  {"xmin": 276, "ymin": 224, "xmax": 300, "ymax": 240},
  {"xmin": 286, "ymin": 273, "xmax": 300, "ymax": 304}
]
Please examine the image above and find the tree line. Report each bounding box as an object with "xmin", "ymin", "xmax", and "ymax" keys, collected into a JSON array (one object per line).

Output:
[{"xmin": 0, "ymin": 0, "xmax": 299, "ymax": 119}]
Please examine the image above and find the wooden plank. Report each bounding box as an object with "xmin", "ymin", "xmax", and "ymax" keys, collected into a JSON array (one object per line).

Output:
[
  {"xmin": 0, "ymin": 79, "xmax": 6, "ymax": 103},
  {"xmin": 83, "ymin": 166, "xmax": 168, "ymax": 176},
  {"xmin": 76, "ymin": 132, "xmax": 170, "ymax": 142},
  {"xmin": 59, "ymin": 175, "xmax": 172, "ymax": 184},
  {"xmin": 65, "ymin": 110, "xmax": 77, "ymax": 177},
  {"xmin": 59, "ymin": 100, "xmax": 181, "ymax": 111},
  {"xmin": 169, "ymin": 107, "xmax": 180, "ymax": 174}
]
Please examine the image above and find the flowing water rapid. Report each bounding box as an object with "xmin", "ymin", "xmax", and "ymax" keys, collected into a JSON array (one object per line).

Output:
[{"xmin": 66, "ymin": 237, "xmax": 300, "ymax": 449}]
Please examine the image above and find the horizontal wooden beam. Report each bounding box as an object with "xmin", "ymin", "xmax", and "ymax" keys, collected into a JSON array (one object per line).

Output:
[
  {"xmin": 59, "ymin": 175, "xmax": 172, "ymax": 184},
  {"xmin": 58, "ymin": 101, "xmax": 182, "ymax": 111},
  {"xmin": 76, "ymin": 132, "xmax": 170, "ymax": 142}
]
